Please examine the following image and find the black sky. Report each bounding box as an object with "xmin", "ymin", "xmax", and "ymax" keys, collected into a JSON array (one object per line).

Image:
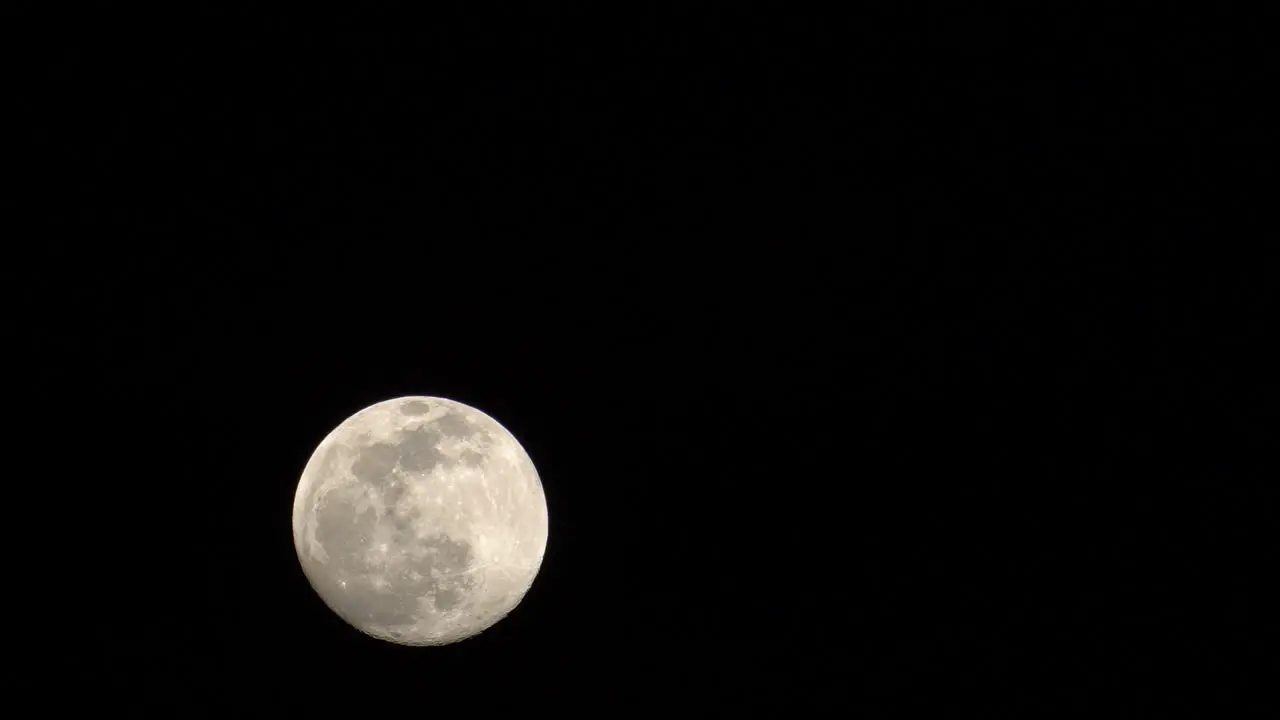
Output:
[{"xmin": 13, "ymin": 5, "xmax": 1275, "ymax": 714}]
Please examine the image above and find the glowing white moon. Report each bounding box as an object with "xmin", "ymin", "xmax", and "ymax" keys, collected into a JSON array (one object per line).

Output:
[{"xmin": 292, "ymin": 396, "xmax": 548, "ymax": 646}]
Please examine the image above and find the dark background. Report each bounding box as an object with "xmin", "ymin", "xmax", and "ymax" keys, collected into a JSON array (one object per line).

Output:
[{"xmin": 11, "ymin": 5, "xmax": 1275, "ymax": 714}]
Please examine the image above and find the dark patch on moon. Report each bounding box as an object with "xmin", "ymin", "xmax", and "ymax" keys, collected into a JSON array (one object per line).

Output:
[
  {"xmin": 397, "ymin": 426, "xmax": 446, "ymax": 472},
  {"xmin": 311, "ymin": 492, "xmax": 380, "ymax": 595},
  {"xmin": 351, "ymin": 442, "xmax": 399, "ymax": 485},
  {"xmin": 432, "ymin": 411, "xmax": 476, "ymax": 440},
  {"xmin": 434, "ymin": 588, "xmax": 462, "ymax": 610},
  {"xmin": 408, "ymin": 533, "xmax": 477, "ymax": 615},
  {"xmin": 459, "ymin": 448, "xmax": 486, "ymax": 467},
  {"xmin": 362, "ymin": 585, "xmax": 421, "ymax": 627},
  {"xmin": 399, "ymin": 400, "xmax": 432, "ymax": 416},
  {"xmin": 309, "ymin": 492, "xmax": 477, "ymax": 629},
  {"xmin": 388, "ymin": 511, "xmax": 420, "ymax": 546},
  {"xmin": 381, "ymin": 479, "xmax": 406, "ymax": 508},
  {"xmin": 421, "ymin": 532, "xmax": 473, "ymax": 571},
  {"xmin": 310, "ymin": 493, "xmax": 392, "ymax": 620}
]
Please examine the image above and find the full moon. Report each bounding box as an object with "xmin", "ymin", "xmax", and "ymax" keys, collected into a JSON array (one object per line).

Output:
[{"xmin": 292, "ymin": 396, "xmax": 548, "ymax": 646}]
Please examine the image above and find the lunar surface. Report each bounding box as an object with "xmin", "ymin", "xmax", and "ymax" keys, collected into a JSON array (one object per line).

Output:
[{"xmin": 292, "ymin": 396, "xmax": 548, "ymax": 646}]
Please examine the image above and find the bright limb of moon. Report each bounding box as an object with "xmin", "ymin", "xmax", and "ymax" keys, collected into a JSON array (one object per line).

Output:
[{"xmin": 292, "ymin": 396, "xmax": 548, "ymax": 646}]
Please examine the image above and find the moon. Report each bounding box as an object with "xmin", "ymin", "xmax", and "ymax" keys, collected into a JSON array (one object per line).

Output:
[{"xmin": 292, "ymin": 396, "xmax": 548, "ymax": 646}]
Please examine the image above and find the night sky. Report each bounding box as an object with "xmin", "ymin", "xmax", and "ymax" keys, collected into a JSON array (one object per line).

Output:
[{"xmin": 16, "ymin": 6, "xmax": 1273, "ymax": 713}]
